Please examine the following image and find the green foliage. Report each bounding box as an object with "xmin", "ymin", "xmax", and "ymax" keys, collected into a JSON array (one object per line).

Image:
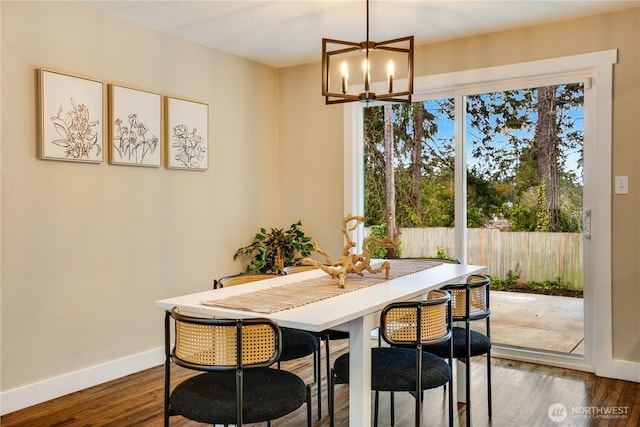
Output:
[
  {"xmin": 504, "ymin": 205, "xmax": 536, "ymax": 231},
  {"xmin": 527, "ymin": 278, "xmax": 567, "ymax": 293},
  {"xmin": 368, "ymin": 224, "xmax": 402, "ymax": 259},
  {"xmin": 489, "ymin": 266, "xmax": 579, "ymax": 297},
  {"xmin": 488, "ymin": 265, "xmax": 521, "ymax": 291},
  {"xmin": 466, "ymin": 169, "xmax": 507, "ymax": 227},
  {"xmin": 233, "ymin": 221, "xmax": 314, "ymax": 274},
  {"xmin": 536, "ymin": 180, "xmax": 552, "ymax": 232},
  {"xmin": 363, "ymin": 85, "xmax": 584, "ymax": 234},
  {"xmin": 436, "ymin": 247, "xmax": 449, "ymax": 259}
]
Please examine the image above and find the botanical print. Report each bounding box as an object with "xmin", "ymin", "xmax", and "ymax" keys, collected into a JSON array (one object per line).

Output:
[
  {"xmin": 166, "ymin": 97, "xmax": 208, "ymax": 170},
  {"xmin": 171, "ymin": 124, "xmax": 206, "ymax": 169},
  {"xmin": 50, "ymin": 98, "xmax": 101, "ymax": 160},
  {"xmin": 110, "ymin": 85, "xmax": 161, "ymax": 167},
  {"xmin": 39, "ymin": 69, "xmax": 103, "ymax": 162},
  {"xmin": 113, "ymin": 115, "xmax": 158, "ymax": 164}
]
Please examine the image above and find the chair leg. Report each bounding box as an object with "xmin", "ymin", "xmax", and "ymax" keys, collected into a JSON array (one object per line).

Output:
[
  {"xmin": 306, "ymin": 384, "xmax": 312, "ymax": 427},
  {"xmin": 373, "ymin": 390, "xmax": 379, "ymax": 427},
  {"xmin": 329, "ymin": 368, "xmax": 335, "ymax": 427},
  {"xmin": 448, "ymin": 373, "xmax": 454, "ymax": 427},
  {"xmin": 164, "ymin": 362, "xmax": 170, "ymax": 427},
  {"xmin": 415, "ymin": 389, "xmax": 421, "ymax": 427},
  {"xmin": 316, "ymin": 339, "xmax": 322, "ymax": 419},
  {"xmin": 446, "ymin": 347, "xmax": 453, "ymax": 427},
  {"xmin": 164, "ymin": 313, "xmax": 171, "ymax": 427},
  {"xmin": 325, "ymin": 335, "xmax": 331, "ymax": 415},
  {"xmin": 390, "ymin": 391, "xmax": 395, "ymax": 426},
  {"xmin": 466, "ymin": 357, "xmax": 471, "ymax": 427},
  {"xmin": 487, "ymin": 350, "xmax": 492, "ymax": 419},
  {"xmin": 314, "ymin": 339, "xmax": 319, "ymax": 382}
]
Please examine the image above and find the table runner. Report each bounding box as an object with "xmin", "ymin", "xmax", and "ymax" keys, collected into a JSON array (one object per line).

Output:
[{"xmin": 201, "ymin": 259, "xmax": 442, "ymax": 314}]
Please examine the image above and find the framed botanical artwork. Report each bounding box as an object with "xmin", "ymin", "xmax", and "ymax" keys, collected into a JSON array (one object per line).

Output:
[
  {"xmin": 165, "ymin": 96, "xmax": 209, "ymax": 170},
  {"xmin": 109, "ymin": 84, "xmax": 162, "ymax": 167},
  {"xmin": 38, "ymin": 69, "xmax": 104, "ymax": 163}
]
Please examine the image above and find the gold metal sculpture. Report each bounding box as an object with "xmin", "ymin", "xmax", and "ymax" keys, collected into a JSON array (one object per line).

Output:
[{"xmin": 302, "ymin": 215, "xmax": 398, "ymax": 288}]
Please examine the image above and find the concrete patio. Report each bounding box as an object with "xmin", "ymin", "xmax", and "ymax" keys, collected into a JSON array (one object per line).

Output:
[{"xmin": 477, "ymin": 291, "xmax": 584, "ymax": 355}]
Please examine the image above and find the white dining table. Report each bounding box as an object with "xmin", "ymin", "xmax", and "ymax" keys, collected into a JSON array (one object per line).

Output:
[{"xmin": 156, "ymin": 261, "xmax": 486, "ymax": 425}]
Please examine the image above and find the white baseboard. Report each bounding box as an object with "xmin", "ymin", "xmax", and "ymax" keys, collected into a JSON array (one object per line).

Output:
[
  {"xmin": 0, "ymin": 347, "xmax": 164, "ymax": 416},
  {"xmin": 492, "ymin": 347, "xmax": 639, "ymax": 384},
  {"xmin": 596, "ymin": 359, "xmax": 640, "ymax": 383}
]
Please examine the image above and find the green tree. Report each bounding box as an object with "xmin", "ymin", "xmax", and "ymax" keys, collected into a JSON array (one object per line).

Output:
[
  {"xmin": 466, "ymin": 85, "xmax": 583, "ymax": 232},
  {"xmin": 383, "ymin": 104, "xmax": 398, "ymax": 258}
]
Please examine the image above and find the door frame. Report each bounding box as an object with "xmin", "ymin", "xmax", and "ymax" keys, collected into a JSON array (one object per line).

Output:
[{"xmin": 343, "ymin": 50, "xmax": 617, "ymax": 375}]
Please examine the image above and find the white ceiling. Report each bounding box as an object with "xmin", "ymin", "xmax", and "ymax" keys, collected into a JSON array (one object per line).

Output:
[{"xmin": 76, "ymin": 0, "xmax": 639, "ymax": 68}]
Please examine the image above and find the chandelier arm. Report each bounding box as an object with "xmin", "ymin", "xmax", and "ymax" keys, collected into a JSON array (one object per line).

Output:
[
  {"xmin": 323, "ymin": 38, "xmax": 362, "ymax": 48},
  {"xmin": 376, "ymin": 97, "xmax": 412, "ymax": 103},
  {"xmin": 375, "ymin": 35, "xmax": 415, "ymax": 46},
  {"xmin": 377, "ymin": 92, "xmax": 412, "ymax": 99},
  {"xmin": 325, "ymin": 92, "xmax": 361, "ymax": 99},
  {"xmin": 376, "ymin": 46, "xmax": 411, "ymax": 54},
  {"xmin": 326, "ymin": 46, "xmax": 362, "ymax": 56},
  {"xmin": 325, "ymin": 97, "xmax": 363, "ymax": 105}
]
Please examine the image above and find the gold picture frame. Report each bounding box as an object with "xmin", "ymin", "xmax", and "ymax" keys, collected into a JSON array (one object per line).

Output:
[
  {"xmin": 165, "ymin": 96, "xmax": 209, "ymax": 170},
  {"xmin": 38, "ymin": 69, "xmax": 104, "ymax": 163},
  {"xmin": 109, "ymin": 84, "xmax": 162, "ymax": 167}
]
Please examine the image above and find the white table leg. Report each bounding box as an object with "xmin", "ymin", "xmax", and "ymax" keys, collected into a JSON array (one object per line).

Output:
[
  {"xmin": 452, "ymin": 320, "xmax": 467, "ymax": 403},
  {"xmin": 456, "ymin": 359, "xmax": 467, "ymax": 403},
  {"xmin": 349, "ymin": 313, "xmax": 375, "ymax": 426}
]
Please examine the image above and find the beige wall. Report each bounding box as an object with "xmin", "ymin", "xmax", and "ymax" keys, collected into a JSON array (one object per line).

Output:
[
  {"xmin": 1, "ymin": 0, "xmax": 639, "ymax": 404},
  {"xmin": 278, "ymin": 62, "xmax": 346, "ymax": 256},
  {"xmin": 1, "ymin": 1, "xmax": 281, "ymax": 391},
  {"xmin": 278, "ymin": 9, "xmax": 640, "ymax": 363}
]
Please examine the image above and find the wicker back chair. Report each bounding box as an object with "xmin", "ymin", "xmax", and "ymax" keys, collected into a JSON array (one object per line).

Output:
[
  {"xmin": 330, "ymin": 290, "xmax": 454, "ymax": 427},
  {"xmin": 213, "ymin": 272, "xmax": 322, "ymax": 419},
  {"xmin": 423, "ymin": 274, "xmax": 492, "ymax": 427},
  {"xmin": 164, "ymin": 308, "xmax": 311, "ymax": 426}
]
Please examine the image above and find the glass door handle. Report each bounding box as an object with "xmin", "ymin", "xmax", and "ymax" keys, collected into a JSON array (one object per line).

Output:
[{"xmin": 583, "ymin": 209, "xmax": 591, "ymax": 239}]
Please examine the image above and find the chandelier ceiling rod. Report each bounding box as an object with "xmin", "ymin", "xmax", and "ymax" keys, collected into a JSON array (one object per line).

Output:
[{"xmin": 365, "ymin": 0, "xmax": 370, "ymax": 93}]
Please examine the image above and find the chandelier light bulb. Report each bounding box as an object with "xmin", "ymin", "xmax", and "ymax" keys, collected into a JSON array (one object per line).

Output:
[
  {"xmin": 362, "ymin": 58, "xmax": 371, "ymax": 90},
  {"xmin": 387, "ymin": 60, "xmax": 394, "ymax": 93},
  {"xmin": 341, "ymin": 61, "xmax": 349, "ymax": 94}
]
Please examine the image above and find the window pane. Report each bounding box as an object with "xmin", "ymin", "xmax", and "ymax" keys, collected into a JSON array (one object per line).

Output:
[{"xmin": 363, "ymin": 99, "xmax": 456, "ymax": 259}]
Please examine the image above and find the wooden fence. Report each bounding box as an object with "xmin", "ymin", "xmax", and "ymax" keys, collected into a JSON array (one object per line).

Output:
[{"xmin": 366, "ymin": 227, "xmax": 584, "ymax": 290}]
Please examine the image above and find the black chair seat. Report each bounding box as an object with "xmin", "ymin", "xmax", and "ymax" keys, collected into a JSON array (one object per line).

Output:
[
  {"xmin": 280, "ymin": 328, "xmax": 320, "ymax": 361},
  {"xmin": 422, "ymin": 326, "xmax": 490, "ymax": 358},
  {"xmin": 333, "ymin": 347, "xmax": 451, "ymax": 392},
  {"xmin": 170, "ymin": 369, "xmax": 307, "ymax": 424}
]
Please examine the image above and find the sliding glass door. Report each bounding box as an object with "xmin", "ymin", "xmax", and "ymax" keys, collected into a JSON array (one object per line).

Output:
[{"xmin": 345, "ymin": 51, "xmax": 616, "ymax": 372}]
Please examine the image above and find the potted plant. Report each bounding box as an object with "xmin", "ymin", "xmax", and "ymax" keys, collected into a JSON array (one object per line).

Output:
[{"xmin": 233, "ymin": 220, "xmax": 314, "ymax": 274}]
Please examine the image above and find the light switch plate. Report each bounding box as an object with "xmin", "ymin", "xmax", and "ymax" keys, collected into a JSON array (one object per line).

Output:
[{"xmin": 615, "ymin": 176, "xmax": 628, "ymax": 194}]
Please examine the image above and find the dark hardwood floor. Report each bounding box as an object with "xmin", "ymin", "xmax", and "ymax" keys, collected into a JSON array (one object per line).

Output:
[{"xmin": 2, "ymin": 340, "xmax": 639, "ymax": 426}]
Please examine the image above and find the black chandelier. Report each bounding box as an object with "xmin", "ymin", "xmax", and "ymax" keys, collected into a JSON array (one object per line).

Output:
[{"xmin": 322, "ymin": 0, "xmax": 414, "ymax": 105}]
